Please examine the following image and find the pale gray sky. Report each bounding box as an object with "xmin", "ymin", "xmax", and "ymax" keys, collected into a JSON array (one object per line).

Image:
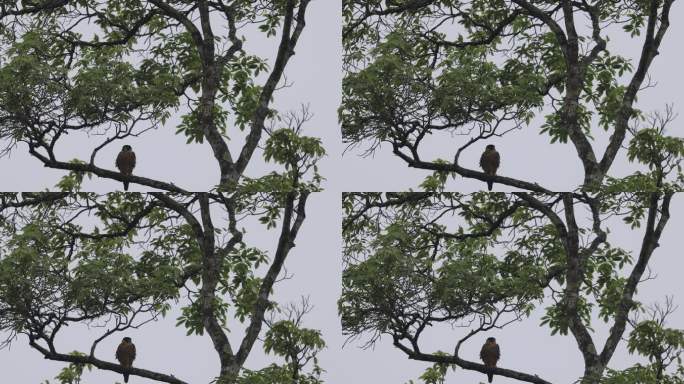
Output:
[
  {"xmin": 333, "ymin": 1, "xmax": 684, "ymax": 378},
  {"xmin": 0, "ymin": 1, "xmax": 345, "ymax": 383},
  {"xmin": 0, "ymin": 1, "xmax": 683, "ymax": 384},
  {"xmin": 341, "ymin": 3, "xmax": 684, "ymax": 192},
  {"xmin": 339, "ymin": 196, "xmax": 684, "ymax": 384}
]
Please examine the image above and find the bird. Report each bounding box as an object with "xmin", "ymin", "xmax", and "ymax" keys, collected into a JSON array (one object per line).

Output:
[
  {"xmin": 480, "ymin": 337, "xmax": 501, "ymax": 383},
  {"xmin": 115, "ymin": 337, "xmax": 136, "ymax": 383},
  {"xmin": 115, "ymin": 145, "xmax": 136, "ymax": 191},
  {"xmin": 479, "ymin": 144, "xmax": 500, "ymax": 191}
]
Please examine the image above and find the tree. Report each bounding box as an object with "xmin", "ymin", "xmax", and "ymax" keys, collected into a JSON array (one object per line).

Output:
[
  {"xmin": 342, "ymin": 0, "xmax": 683, "ymax": 191},
  {"xmin": 0, "ymin": 183, "xmax": 323, "ymax": 381},
  {"xmin": 340, "ymin": 192, "xmax": 682, "ymax": 384},
  {"xmin": 0, "ymin": 2, "xmax": 326, "ymax": 379},
  {"xmin": 0, "ymin": 0, "xmax": 313, "ymax": 191}
]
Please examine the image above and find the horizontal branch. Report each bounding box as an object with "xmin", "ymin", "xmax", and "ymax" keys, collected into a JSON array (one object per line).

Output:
[
  {"xmin": 395, "ymin": 342, "xmax": 553, "ymax": 384},
  {"xmin": 429, "ymin": 10, "xmax": 521, "ymax": 49},
  {"xmin": 0, "ymin": 0, "xmax": 68, "ymax": 19},
  {"xmin": 29, "ymin": 148, "xmax": 188, "ymax": 192},
  {"xmin": 431, "ymin": 201, "xmax": 524, "ymax": 241},
  {"xmin": 343, "ymin": 0, "xmax": 436, "ymax": 39},
  {"xmin": 64, "ymin": 201, "xmax": 160, "ymax": 239},
  {"xmin": 29, "ymin": 340, "xmax": 189, "ymax": 384},
  {"xmin": 0, "ymin": 192, "xmax": 69, "ymax": 210},
  {"xmin": 394, "ymin": 151, "xmax": 552, "ymax": 193},
  {"xmin": 343, "ymin": 192, "xmax": 434, "ymax": 232}
]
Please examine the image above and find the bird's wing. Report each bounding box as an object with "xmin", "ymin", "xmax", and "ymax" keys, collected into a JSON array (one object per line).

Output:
[
  {"xmin": 130, "ymin": 152, "xmax": 136, "ymax": 169},
  {"xmin": 115, "ymin": 343, "xmax": 123, "ymax": 361},
  {"xmin": 131, "ymin": 343, "xmax": 136, "ymax": 361},
  {"xmin": 481, "ymin": 151, "xmax": 498, "ymax": 173},
  {"xmin": 115, "ymin": 152, "xmax": 124, "ymax": 169},
  {"xmin": 494, "ymin": 344, "xmax": 501, "ymax": 360},
  {"xmin": 479, "ymin": 344, "xmax": 487, "ymax": 361}
]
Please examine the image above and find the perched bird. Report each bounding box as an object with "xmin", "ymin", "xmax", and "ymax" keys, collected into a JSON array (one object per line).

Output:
[
  {"xmin": 115, "ymin": 145, "xmax": 136, "ymax": 191},
  {"xmin": 479, "ymin": 144, "xmax": 500, "ymax": 191},
  {"xmin": 480, "ymin": 337, "xmax": 501, "ymax": 383},
  {"xmin": 115, "ymin": 337, "xmax": 136, "ymax": 383}
]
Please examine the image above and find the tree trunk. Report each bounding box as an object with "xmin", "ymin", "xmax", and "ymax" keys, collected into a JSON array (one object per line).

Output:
[{"xmin": 581, "ymin": 364, "xmax": 605, "ymax": 384}]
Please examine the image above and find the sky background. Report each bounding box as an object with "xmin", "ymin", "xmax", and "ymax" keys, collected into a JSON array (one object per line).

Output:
[
  {"xmin": 340, "ymin": 3, "xmax": 684, "ymax": 192},
  {"xmin": 0, "ymin": 1, "xmax": 682, "ymax": 384}
]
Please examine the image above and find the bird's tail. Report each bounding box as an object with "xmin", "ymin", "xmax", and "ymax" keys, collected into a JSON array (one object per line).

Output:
[
  {"xmin": 487, "ymin": 180, "xmax": 493, "ymax": 191},
  {"xmin": 124, "ymin": 372, "xmax": 130, "ymax": 383},
  {"xmin": 488, "ymin": 372, "xmax": 493, "ymax": 383},
  {"xmin": 123, "ymin": 181, "xmax": 129, "ymax": 191}
]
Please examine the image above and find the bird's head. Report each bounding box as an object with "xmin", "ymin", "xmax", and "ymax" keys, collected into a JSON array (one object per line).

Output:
[
  {"xmin": 122, "ymin": 145, "xmax": 132, "ymax": 152},
  {"xmin": 487, "ymin": 337, "xmax": 496, "ymax": 343},
  {"xmin": 486, "ymin": 144, "xmax": 496, "ymax": 150},
  {"xmin": 123, "ymin": 337, "xmax": 132, "ymax": 343}
]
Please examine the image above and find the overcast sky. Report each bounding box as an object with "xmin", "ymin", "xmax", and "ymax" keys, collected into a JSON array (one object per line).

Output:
[
  {"xmin": 0, "ymin": 1, "xmax": 683, "ymax": 384},
  {"xmin": 340, "ymin": 4, "xmax": 684, "ymax": 192}
]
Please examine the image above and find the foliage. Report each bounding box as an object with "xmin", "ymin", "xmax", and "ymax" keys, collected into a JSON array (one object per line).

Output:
[
  {"xmin": 234, "ymin": 320, "xmax": 325, "ymax": 384},
  {"xmin": 341, "ymin": 192, "xmax": 679, "ymax": 384},
  {"xmin": 0, "ymin": 0, "xmax": 314, "ymax": 192},
  {"xmin": 602, "ymin": 365, "xmax": 684, "ymax": 384},
  {"xmin": 0, "ymin": 189, "xmax": 321, "ymax": 383},
  {"xmin": 52, "ymin": 352, "xmax": 93, "ymax": 384},
  {"xmin": 342, "ymin": 0, "xmax": 681, "ymax": 191}
]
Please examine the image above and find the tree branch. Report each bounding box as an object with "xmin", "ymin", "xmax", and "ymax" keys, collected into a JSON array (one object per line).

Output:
[
  {"xmin": 28, "ymin": 149, "xmax": 188, "ymax": 193},
  {"xmin": 599, "ymin": 0, "xmax": 674, "ymax": 176},
  {"xmin": 235, "ymin": 191, "xmax": 309, "ymax": 367},
  {"xmin": 234, "ymin": 0, "xmax": 310, "ymax": 179},
  {"xmin": 394, "ymin": 151, "xmax": 553, "ymax": 193},
  {"xmin": 600, "ymin": 192, "xmax": 673, "ymax": 366},
  {"xmin": 394, "ymin": 342, "xmax": 554, "ymax": 384},
  {"xmin": 29, "ymin": 339, "xmax": 189, "ymax": 384}
]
